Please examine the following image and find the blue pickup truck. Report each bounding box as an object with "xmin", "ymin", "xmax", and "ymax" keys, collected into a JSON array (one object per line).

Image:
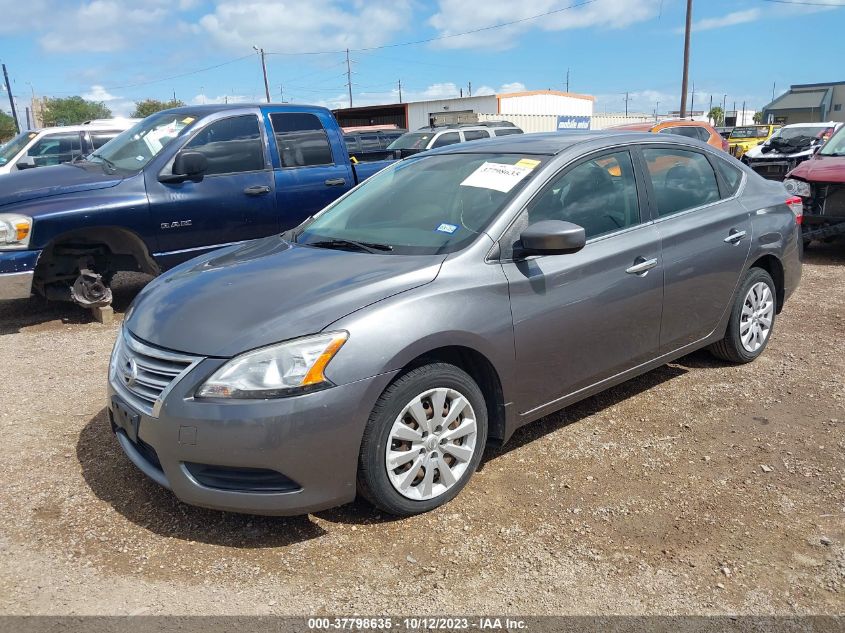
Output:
[{"xmin": 0, "ymin": 104, "xmax": 394, "ymax": 307}]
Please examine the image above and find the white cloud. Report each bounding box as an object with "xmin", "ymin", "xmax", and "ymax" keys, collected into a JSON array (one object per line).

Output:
[
  {"xmin": 190, "ymin": 93, "xmax": 251, "ymax": 105},
  {"xmin": 429, "ymin": 0, "xmax": 663, "ymax": 49},
  {"xmin": 198, "ymin": 0, "xmax": 412, "ymax": 52},
  {"xmin": 686, "ymin": 8, "xmax": 761, "ymax": 32},
  {"xmin": 81, "ymin": 84, "xmax": 136, "ymax": 117}
]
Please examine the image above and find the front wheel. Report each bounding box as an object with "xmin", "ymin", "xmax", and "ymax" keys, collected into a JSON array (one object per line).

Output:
[
  {"xmin": 357, "ymin": 363, "xmax": 488, "ymax": 516},
  {"xmin": 709, "ymin": 268, "xmax": 776, "ymax": 364}
]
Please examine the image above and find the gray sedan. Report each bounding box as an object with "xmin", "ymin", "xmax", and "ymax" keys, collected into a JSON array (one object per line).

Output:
[{"xmin": 109, "ymin": 131, "xmax": 802, "ymax": 516}]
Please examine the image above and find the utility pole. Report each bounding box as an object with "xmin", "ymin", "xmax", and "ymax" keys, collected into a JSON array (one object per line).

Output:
[
  {"xmin": 468, "ymin": 81, "xmax": 472, "ymax": 97},
  {"xmin": 722, "ymin": 93, "xmax": 727, "ymax": 115},
  {"xmin": 655, "ymin": 100, "xmax": 660, "ymax": 121},
  {"xmin": 741, "ymin": 100, "xmax": 746, "ymax": 125},
  {"xmin": 345, "ymin": 48, "xmax": 353, "ymax": 108},
  {"xmin": 708, "ymin": 94, "xmax": 713, "ymax": 118},
  {"xmin": 679, "ymin": 0, "xmax": 693, "ymax": 118},
  {"xmin": 624, "ymin": 91, "xmax": 630, "ymax": 117},
  {"xmin": 253, "ymin": 46, "xmax": 270, "ymax": 103},
  {"xmin": 565, "ymin": 68, "xmax": 570, "ymax": 93},
  {"xmin": 772, "ymin": 82, "xmax": 776, "ymax": 101},
  {"xmin": 2, "ymin": 64, "xmax": 20, "ymax": 133},
  {"xmin": 398, "ymin": 79, "xmax": 402, "ymax": 103}
]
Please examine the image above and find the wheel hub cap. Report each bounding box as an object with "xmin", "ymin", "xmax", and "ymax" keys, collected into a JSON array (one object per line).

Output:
[
  {"xmin": 385, "ymin": 387, "xmax": 478, "ymax": 501},
  {"xmin": 740, "ymin": 281, "xmax": 774, "ymax": 353}
]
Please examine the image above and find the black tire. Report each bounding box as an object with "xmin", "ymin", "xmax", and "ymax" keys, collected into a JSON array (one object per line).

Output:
[
  {"xmin": 357, "ymin": 363, "xmax": 488, "ymax": 516},
  {"xmin": 709, "ymin": 267, "xmax": 776, "ymax": 364}
]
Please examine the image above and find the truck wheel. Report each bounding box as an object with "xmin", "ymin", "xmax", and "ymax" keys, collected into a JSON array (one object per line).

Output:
[
  {"xmin": 357, "ymin": 363, "xmax": 488, "ymax": 516},
  {"xmin": 709, "ymin": 268, "xmax": 776, "ymax": 364}
]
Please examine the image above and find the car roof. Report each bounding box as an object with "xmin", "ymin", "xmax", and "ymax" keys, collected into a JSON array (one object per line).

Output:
[
  {"xmin": 781, "ymin": 121, "xmax": 839, "ymax": 129},
  {"xmin": 426, "ymin": 130, "xmax": 668, "ymax": 156},
  {"xmin": 33, "ymin": 121, "xmax": 136, "ymax": 133}
]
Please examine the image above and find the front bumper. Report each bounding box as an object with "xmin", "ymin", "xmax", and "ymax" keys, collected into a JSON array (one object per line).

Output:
[
  {"xmin": 0, "ymin": 250, "xmax": 39, "ymax": 300},
  {"xmin": 108, "ymin": 348, "xmax": 397, "ymax": 516}
]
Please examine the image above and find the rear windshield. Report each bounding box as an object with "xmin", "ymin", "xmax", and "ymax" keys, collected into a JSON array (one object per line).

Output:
[
  {"xmin": 297, "ymin": 153, "xmax": 548, "ymax": 255},
  {"xmin": 387, "ymin": 132, "xmax": 433, "ymax": 150}
]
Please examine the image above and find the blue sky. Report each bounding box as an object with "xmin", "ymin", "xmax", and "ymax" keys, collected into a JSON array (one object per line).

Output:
[{"xmin": 1, "ymin": 0, "xmax": 844, "ymax": 121}]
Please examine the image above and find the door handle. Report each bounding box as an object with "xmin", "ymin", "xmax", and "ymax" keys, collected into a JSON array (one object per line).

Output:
[
  {"xmin": 626, "ymin": 257, "xmax": 659, "ymax": 275},
  {"xmin": 244, "ymin": 185, "xmax": 271, "ymax": 195},
  {"xmin": 324, "ymin": 178, "xmax": 346, "ymax": 187},
  {"xmin": 724, "ymin": 229, "xmax": 747, "ymax": 244}
]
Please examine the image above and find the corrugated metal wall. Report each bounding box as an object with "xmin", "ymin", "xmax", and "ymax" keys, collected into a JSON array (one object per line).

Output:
[
  {"xmin": 406, "ymin": 96, "xmax": 498, "ymax": 130},
  {"xmin": 478, "ymin": 113, "xmax": 656, "ymax": 132},
  {"xmin": 499, "ymin": 93, "xmax": 593, "ymax": 116}
]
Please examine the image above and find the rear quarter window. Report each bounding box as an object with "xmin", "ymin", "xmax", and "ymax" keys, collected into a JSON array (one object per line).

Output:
[{"xmin": 712, "ymin": 157, "xmax": 744, "ymax": 196}]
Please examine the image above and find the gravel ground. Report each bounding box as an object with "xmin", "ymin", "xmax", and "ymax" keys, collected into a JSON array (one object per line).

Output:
[{"xmin": 0, "ymin": 244, "xmax": 843, "ymax": 616}]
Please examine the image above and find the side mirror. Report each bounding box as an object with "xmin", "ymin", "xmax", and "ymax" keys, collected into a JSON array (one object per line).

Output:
[
  {"xmin": 160, "ymin": 150, "xmax": 207, "ymax": 183},
  {"xmin": 519, "ymin": 220, "xmax": 586, "ymax": 255},
  {"xmin": 16, "ymin": 156, "xmax": 36, "ymax": 170}
]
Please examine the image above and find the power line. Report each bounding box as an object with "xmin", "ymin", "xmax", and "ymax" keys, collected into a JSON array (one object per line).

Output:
[{"xmin": 265, "ymin": 0, "xmax": 598, "ymax": 56}]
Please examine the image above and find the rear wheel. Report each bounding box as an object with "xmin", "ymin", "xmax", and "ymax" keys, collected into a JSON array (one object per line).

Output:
[
  {"xmin": 709, "ymin": 268, "xmax": 776, "ymax": 364},
  {"xmin": 357, "ymin": 363, "xmax": 487, "ymax": 516}
]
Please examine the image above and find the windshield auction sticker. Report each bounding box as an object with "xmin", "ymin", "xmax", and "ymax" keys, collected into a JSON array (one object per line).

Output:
[{"xmin": 460, "ymin": 162, "xmax": 534, "ymax": 193}]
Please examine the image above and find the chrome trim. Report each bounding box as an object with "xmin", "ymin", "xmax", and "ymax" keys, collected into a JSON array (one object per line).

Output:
[
  {"xmin": 0, "ymin": 270, "xmax": 34, "ymax": 300},
  {"xmin": 724, "ymin": 230, "xmax": 747, "ymax": 244},
  {"xmin": 110, "ymin": 329, "xmax": 203, "ymax": 418},
  {"xmin": 625, "ymin": 257, "xmax": 658, "ymax": 274}
]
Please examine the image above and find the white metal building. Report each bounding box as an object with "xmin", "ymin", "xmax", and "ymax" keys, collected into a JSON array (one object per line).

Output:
[{"xmin": 405, "ymin": 90, "xmax": 594, "ymax": 130}]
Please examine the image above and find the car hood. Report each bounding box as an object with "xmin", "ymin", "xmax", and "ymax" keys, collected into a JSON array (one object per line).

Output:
[
  {"xmin": 744, "ymin": 145, "xmax": 815, "ymax": 160},
  {"xmin": 0, "ymin": 163, "xmax": 123, "ymax": 208},
  {"xmin": 788, "ymin": 155, "xmax": 845, "ymax": 183},
  {"xmin": 126, "ymin": 237, "xmax": 445, "ymax": 357}
]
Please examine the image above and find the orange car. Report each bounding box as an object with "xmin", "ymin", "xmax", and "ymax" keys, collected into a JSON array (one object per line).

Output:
[{"xmin": 610, "ymin": 120, "xmax": 729, "ymax": 152}]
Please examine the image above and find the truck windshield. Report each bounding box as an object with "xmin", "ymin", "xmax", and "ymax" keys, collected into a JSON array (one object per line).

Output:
[
  {"xmin": 87, "ymin": 111, "xmax": 198, "ymax": 172},
  {"xmin": 819, "ymin": 126, "xmax": 845, "ymax": 156},
  {"xmin": 0, "ymin": 131, "xmax": 37, "ymax": 166},
  {"xmin": 730, "ymin": 126, "xmax": 770, "ymax": 139},
  {"xmin": 297, "ymin": 153, "xmax": 546, "ymax": 255},
  {"xmin": 387, "ymin": 132, "xmax": 434, "ymax": 150}
]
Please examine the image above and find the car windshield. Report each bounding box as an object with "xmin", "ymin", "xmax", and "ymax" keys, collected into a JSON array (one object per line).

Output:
[
  {"xmin": 819, "ymin": 126, "xmax": 845, "ymax": 156},
  {"xmin": 730, "ymin": 126, "xmax": 770, "ymax": 139},
  {"xmin": 0, "ymin": 131, "xmax": 38, "ymax": 165},
  {"xmin": 387, "ymin": 132, "xmax": 434, "ymax": 150},
  {"xmin": 87, "ymin": 111, "xmax": 198, "ymax": 172},
  {"xmin": 297, "ymin": 153, "xmax": 547, "ymax": 255}
]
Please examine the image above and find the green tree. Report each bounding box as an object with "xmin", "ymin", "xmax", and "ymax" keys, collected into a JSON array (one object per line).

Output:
[
  {"xmin": 753, "ymin": 111, "xmax": 764, "ymax": 124},
  {"xmin": 707, "ymin": 106, "xmax": 725, "ymax": 126},
  {"xmin": 42, "ymin": 96, "xmax": 111, "ymax": 126},
  {"xmin": 131, "ymin": 98, "xmax": 186, "ymax": 118},
  {"xmin": 0, "ymin": 111, "xmax": 17, "ymax": 142}
]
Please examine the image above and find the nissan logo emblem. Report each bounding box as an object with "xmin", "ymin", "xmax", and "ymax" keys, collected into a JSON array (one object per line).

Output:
[{"xmin": 121, "ymin": 358, "xmax": 139, "ymax": 388}]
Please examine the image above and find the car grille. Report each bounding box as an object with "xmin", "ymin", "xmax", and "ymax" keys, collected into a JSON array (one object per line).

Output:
[{"xmin": 111, "ymin": 330, "xmax": 201, "ymax": 417}]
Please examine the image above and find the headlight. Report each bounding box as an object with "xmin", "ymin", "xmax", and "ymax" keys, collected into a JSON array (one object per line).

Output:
[
  {"xmin": 784, "ymin": 178, "xmax": 811, "ymax": 198},
  {"xmin": 0, "ymin": 214, "xmax": 33, "ymax": 249},
  {"xmin": 196, "ymin": 331, "xmax": 348, "ymax": 399}
]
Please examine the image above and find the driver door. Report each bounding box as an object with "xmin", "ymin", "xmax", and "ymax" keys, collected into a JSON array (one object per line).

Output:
[{"xmin": 499, "ymin": 149, "xmax": 664, "ymax": 414}]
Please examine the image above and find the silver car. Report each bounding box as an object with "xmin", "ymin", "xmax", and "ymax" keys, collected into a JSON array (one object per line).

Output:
[{"xmin": 109, "ymin": 131, "xmax": 802, "ymax": 517}]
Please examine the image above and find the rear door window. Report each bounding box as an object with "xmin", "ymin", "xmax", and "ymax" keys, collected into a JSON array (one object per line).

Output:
[
  {"xmin": 494, "ymin": 128, "xmax": 523, "ymax": 136},
  {"xmin": 183, "ymin": 115, "xmax": 265, "ymax": 175},
  {"xmin": 712, "ymin": 157, "xmax": 743, "ymax": 197},
  {"xmin": 642, "ymin": 148, "xmax": 721, "ymax": 217},
  {"xmin": 90, "ymin": 131, "xmax": 120, "ymax": 150},
  {"xmin": 270, "ymin": 112, "xmax": 334, "ymax": 167},
  {"xmin": 659, "ymin": 126, "xmax": 699, "ymax": 140},
  {"xmin": 462, "ymin": 130, "xmax": 490, "ymax": 141},
  {"xmin": 431, "ymin": 132, "xmax": 461, "ymax": 148}
]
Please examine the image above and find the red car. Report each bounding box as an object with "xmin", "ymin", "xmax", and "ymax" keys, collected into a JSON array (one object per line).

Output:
[{"xmin": 783, "ymin": 125, "xmax": 845, "ymax": 246}]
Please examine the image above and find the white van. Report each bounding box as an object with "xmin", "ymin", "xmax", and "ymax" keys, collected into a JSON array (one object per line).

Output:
[{"xmin": 0, "ymin": 119, "xmax": 139, "ymax": 175}]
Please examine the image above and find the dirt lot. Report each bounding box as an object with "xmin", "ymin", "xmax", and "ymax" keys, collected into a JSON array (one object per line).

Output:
[{"xmin": 0, "ymin": 244, "xmax": 843, "ymax": 616}]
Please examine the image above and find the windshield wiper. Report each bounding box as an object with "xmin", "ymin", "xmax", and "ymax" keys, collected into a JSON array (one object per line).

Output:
[
  {"xmin": 90, "ymin": 152, "xmax": 118, "ymax": 172},
  {"xmin": 308, "ymin": 238, "xmax": 394, "ymax": 254}
]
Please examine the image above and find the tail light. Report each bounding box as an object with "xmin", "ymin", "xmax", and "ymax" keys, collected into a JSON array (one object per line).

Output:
[{"xmin": 786, "ymin": 196, "xmax": 803, "ymax": 224}]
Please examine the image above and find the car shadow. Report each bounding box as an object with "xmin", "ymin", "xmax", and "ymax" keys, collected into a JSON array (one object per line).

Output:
[
  {"xmin": 76, "ymin": 408, "xmax": 327, "ymax": 547},
  {"xmin": 317, "ymin": 360, "xmax": 693, "ymax": 526},
  {"xmin": 0, "ymin": 272, "xmax": 151, "ymax": 336},
  {"xmin": 803, "ymin": 239, "xmax": 845, "ymax": 266}
]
